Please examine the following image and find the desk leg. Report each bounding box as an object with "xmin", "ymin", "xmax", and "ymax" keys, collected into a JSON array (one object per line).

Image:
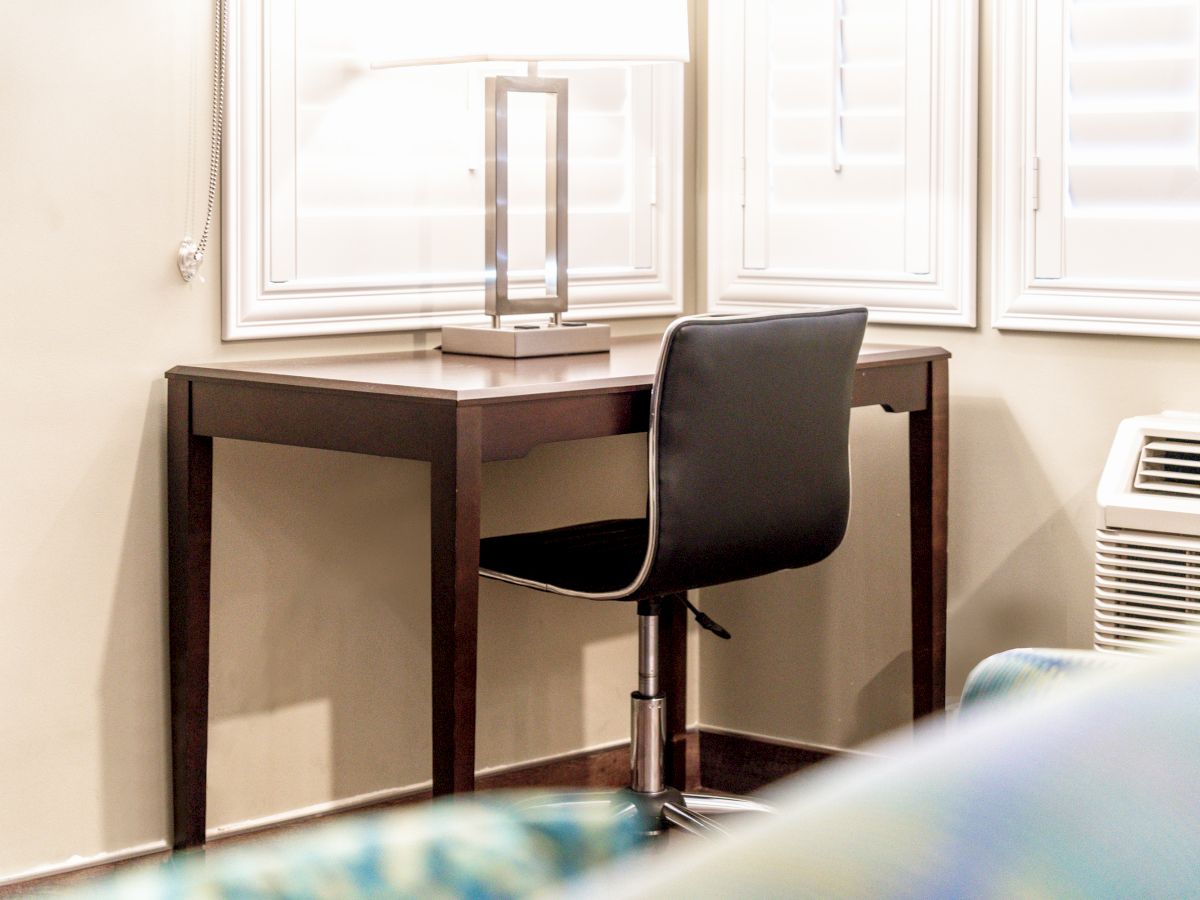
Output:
[
  {"xmin": 430, "ymin": 406, "xmax": 483, "ymax": 795},
  {"xmin": 660, "ymin": 593, "xmax": 691, "ymax": 790},
  {"xmin": 167, "ymin": 379, "xmax": 213, "ymax": 849},
  {"xmin": 909, "ymin": 358, "xmax": 948, "ymax": 719}
]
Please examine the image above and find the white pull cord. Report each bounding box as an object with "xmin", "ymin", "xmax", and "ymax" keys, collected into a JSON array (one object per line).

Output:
[{"xmin": 179, "ymin": 0, "xmax": 229, "ymax": 283}]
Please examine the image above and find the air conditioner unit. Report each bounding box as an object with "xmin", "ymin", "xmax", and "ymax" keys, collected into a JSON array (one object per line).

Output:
[{"xmin": 1095, "ymin": 412, "xmax": 1200, "ymax": 654}]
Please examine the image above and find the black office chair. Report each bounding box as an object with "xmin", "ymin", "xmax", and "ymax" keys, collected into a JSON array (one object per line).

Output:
[{"xmin": 479, "ymin": 308, "xmax": 868, "ymax": 836}]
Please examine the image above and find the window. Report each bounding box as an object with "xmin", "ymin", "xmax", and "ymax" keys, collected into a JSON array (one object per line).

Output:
[
  {"xmin": 994, "ymin": 0, "xmax": 1200, "ymax": 337},
  {"xmin": 224, "ymin": 0, "xmax": 684, "ymax": 340},
  {"xmin": 707, "ymin": 0, "xmax": 977, "ymax": 325}
]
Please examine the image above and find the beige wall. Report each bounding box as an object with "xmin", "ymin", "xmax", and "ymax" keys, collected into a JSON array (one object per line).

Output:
[{"xmin": 2, "ymin": 0, "xmax": 1198, "ymax": 882}]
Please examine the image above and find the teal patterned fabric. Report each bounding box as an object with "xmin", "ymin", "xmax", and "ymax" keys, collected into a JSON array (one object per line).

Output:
[
  {"xmin": 580, "ymin": 642, "xmax": 1200, "ymax": 898},
  {"xmin": 56, "ymin": 793, "xmax": 645, "ymax": 899},
  {"xmin": 959, "ymin": 646, "xmax": 1133, "ymax": 709}
]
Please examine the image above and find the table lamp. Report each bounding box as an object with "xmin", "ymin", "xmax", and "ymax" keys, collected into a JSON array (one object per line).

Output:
[{"xmin": 372, "ymin": 0, "xmax": 689, "ymax": 357}]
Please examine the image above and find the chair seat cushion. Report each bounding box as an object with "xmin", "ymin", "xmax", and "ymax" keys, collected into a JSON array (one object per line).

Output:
[{"xmin": 480, "ymin": 518, "xmax": 649, "ymax": 597}]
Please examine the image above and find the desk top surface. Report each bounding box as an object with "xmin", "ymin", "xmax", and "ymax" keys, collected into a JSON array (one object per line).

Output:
[{"xmin": 168, "ymin": 335, "xmax": 949, "ymax": 404}]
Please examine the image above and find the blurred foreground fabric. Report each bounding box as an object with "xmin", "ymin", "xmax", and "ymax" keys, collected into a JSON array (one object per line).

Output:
[
  {"xmin": 584, "ymin": 645, "xmax": 1195, "ymax": 897},
  {"xmin": 53, "ymin": 795, "xmax": 646, "ymax": 898},
  {"xmin": 57, "ymin": 644, "xmax": 1199, "ymax": 897}
]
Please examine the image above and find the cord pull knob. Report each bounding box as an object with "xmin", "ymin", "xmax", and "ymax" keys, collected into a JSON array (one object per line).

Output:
[{"xmin": 178, "ymin": 240, "xmax": 204, "ymax": 283}]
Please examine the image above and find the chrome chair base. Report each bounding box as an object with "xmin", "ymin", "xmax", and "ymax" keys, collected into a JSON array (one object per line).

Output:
[
  {"xmin": 528, "ymin": 787, "xmax": 772, "ymax": 839},
  {"xmin": 631, "ymin": 787, "xmax": 773, "ymax": 838},
  {"xmin": 524, "ymin": 603, "xmax": 774, "ymax": 840}
]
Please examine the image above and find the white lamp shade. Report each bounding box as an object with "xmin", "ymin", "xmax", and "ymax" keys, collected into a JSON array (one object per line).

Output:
[{"xmin": 372, "ymin": 0, "xmax": 689, "ymax": 68}]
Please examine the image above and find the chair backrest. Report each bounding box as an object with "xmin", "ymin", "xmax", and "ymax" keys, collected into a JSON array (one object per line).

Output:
[{"xmin": 637, "ymin": 308, "xmax": 868, "ymax": 596}]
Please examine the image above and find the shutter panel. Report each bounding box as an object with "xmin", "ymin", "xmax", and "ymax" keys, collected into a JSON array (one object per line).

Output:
[
  {"xmin": 275, "ymin": 1, "xmax": 655, "ymax": 289},
  {"xmin": 227, "ymin": 0, "xmax": 684, "ymax": 339},
  {"xmin": 1035, "ymin": 0, "xmax": 1200, "ymax": 286},
  {"xmin": 709, "ymin": 0, "xmax": 976, "ymax": 326},
  {"xmin": 742, "ymin": 0, "xmax": 932, "ymax": 277}
]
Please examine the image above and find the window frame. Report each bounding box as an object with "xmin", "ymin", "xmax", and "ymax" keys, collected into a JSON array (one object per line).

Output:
[
  {"xmin": 222, "ymin": 0, "xmax": 685, "ymax": 341},
  {"xmin": 706, "ymin": 0, "xmax": 978, "ymax": 326},
  {"xmin": 992, "ymin": 0, "xmax": 1200, "ymax": 339}
]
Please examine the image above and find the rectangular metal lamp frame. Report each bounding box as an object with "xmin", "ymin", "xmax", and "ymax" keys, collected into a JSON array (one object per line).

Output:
[{"xmin": 486, "ymin": 74, "xmax": 569, "ymax": 323}]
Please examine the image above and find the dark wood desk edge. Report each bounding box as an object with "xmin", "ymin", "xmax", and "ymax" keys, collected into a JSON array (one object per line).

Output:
[
  {"xmin": 165, "ymin": 341, "xmax": 947, "ymax": 378},
  {"xmin": 166, "ymin": 367, "xmax": 654, "ymax": 407},
  {"xmin": 854, "ymin": 346, "xmax": 950, "ymax": 369},
  {"xmin": 170, "ymin": 351, "xmax": 946, "ymax": 464},
  {"xmin": 165, "ymin": 344, "xmax": 950, "ymax": 405},
  {"xmin": 166, "ymin": 368, "xmax": 462, "ymax": 403}
]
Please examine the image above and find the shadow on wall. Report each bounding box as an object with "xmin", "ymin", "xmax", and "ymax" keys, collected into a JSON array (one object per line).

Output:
[
  {"xmin": 946, "ymin": 396, "xmax": 1095, "ymax": 691},
  {"xmin": 477, "ymin": 434, "xmax": 649, "ymax": 771},
  {"xmin": 850, "ymin": 652, "xmax": 912, "ymax": 746},
  {"xmin": 696, "ymin": 395, "xmax": 1097, "ymax": 753},
  {"xmin": 697, "ymin": 407, "xmax": 913, "ymax": 750},
  {"xmin": 99, "ymin": 381, "xmax": 171, "ymax": 854},
  {"xmin": 101, "ymin": 420, "xmax": 648, "ymax": 834},
  {"xmin": 203, "ymin": 438, "xmax": 434, "ymax": 825}
]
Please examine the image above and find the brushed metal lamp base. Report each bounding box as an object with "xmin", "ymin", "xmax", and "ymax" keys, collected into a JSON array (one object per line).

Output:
[{"xmin": 441, "ymin": 322, "xmax": 610, "ymax": 358}]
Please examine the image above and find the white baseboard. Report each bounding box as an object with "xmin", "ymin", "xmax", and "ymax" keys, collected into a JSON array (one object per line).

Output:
[
  {"xmin": 205, "ymin": 782, "xmax": 432, "ymax": 841},
  {"xmin": 0, "ymin": 840, "xmax": 169, "ymax": 889},
  {"xmin": 696, "ymin": 723, "xmax": 860, "ymax": 757},
  {"xmin": 474, "ymin": 736, "xmax": 630, "ymax": 778}
]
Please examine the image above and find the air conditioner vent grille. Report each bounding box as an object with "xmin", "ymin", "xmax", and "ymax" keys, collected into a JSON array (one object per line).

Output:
[
  {"xmin": 1135, "ymin": 438, "xmax": 1200, "ymax": 497},
  {"xmin": 1095, "ymin": 528, "xmax": 1200, "ymax": 653}
]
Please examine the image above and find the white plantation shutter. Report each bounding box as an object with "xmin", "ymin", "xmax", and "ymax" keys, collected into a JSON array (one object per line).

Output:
[
  {"xmin": 994, "ymin": 0, "xmax": 1200, "ymax": 337},
  {"xmin": 225, "ymin": 0, "xmax": 683, "ymax": 340},
  {"xmin": 709, "ymin": 0, "xmax": 976, "ymax": 325},
  {"xmin": 1036, "ymin": 0, "xmax": 1200, "ymax": 284},
  {"xmin": 282, "ymin": 62, "xmax": 648, "ymax": 283},
  {"xmin": 744, "ymin": 0, "xmax": 930, "ymax": 274}
]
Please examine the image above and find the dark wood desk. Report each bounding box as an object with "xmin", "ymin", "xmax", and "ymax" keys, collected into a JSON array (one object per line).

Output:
[{"xmin": 166, "ymin": 336, "xmax": 948, "ymax": 849}]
